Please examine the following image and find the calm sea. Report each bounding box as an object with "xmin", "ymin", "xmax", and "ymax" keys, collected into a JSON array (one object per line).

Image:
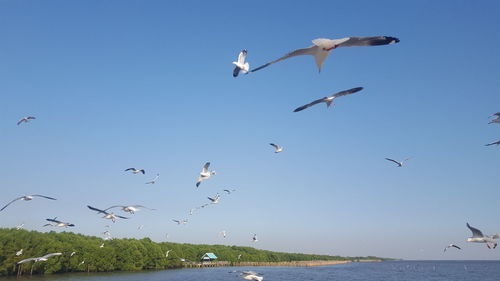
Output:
[{"xmin": 4, "ymin": 261, "xmax": 500, "ymax": 281}]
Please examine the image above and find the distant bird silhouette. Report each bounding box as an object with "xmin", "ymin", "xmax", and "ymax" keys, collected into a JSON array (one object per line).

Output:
[
  {"xmin": 385, "ymin": 157, "xmax": 411, "ymax": 167},
  {"xmin": 125, "ymin": 168, "xmax": 145, "ymax": 174},
  {"xmin": 488, "ymin": 112, "xmax": 500, "ymax": 124},
  {"xmin": 293, "ymin": 87, "xmax": 363, "ymax": 112},
  {"xmin": 269, "ymin": 143, "xmax": 283, "ymax": 153},
  {"xmin": 233, "ymin": 49, "xmax": 250, "ymax": 77},
  {"xmin": 1, "ymin": 195, "xmax": 56, "ymax": 212},
  {"xmin": 444, "ymin": 244, "xmax": 461, "ymax": 252},
  {"xmin": 17, "ymin": 253, "xmax": 62, "ymax": 264},
  {"xmin": 17, "ymin": 116, "xmax": 36, "ymax": 125},
  {"xmin": 485, "ymin": 140, "xmax": 500, "ymax": 146}
]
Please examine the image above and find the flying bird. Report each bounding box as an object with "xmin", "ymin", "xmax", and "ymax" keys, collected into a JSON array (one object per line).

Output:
[
  {"xmin": 293, "ymin": 87, "xmax": 363, "ymax": 112},
  {"xmin": 223, "ymin": 189, "xmax": 236, "ymax": 194},
  {"xmin": 485, "ymin": 140, "xmax": 500, "ymax": 146},
  {"xmin": 125, "ymin": 168, "xmax": 145, "ymax": 174},
  {"xmin": 70, "ymin": 252, "xmax": 76, "ymax": 257},
  {"xmin": 220, "ymin": 230, "xmax": 227, "ymax": 238},
  {"xmin": 385, "ymin": 157, "xmax": 411, "ymax": 167},
  {"xmin": 196, "ymin": 162, "xmax": 216, "ymax": 187},
  {"xmin": 87, "ymin": 205, "xmax": 129, "ymax": 223},
  {"xmin": 17, "ymin": 253, "xmax": 62, "ymax": 265},
  {"xmin": 252, "ymin": 233, "xmax": 258, "ymax": 242},
  {"xmin": 44, "ymin": 217, "xmax": 75, "ymax": 227},
  {"xmin": 137, "ymin": 225, "xmax": 144, "ymax": 230},
  {"xmin": 165, "ymin": 250, "xmax": 172, "ymax": 257},
  {"xmin": 233, "ymin": 49, "xmax": 250, "ymax": 77},
  {"xmin": 15, "ymin": 223, "xmax": 25, "ymax": 230},
  {"xmin": 488, "ymin": 112, "xmax": 500, "ymax": 124},
  {"xmin": 17, "ymin": 116, "xmax": 36, "ymax": 125},
  {"xmin": 16, "ymin": 249, "xmax": 23, "ymax": 256},
  {"xmin": 100, "ymin": 243, "xmax": 104, "ymax": 248},
  {"xmin": 251, "ymin": 36, "xmax": 399, "ymax": 73},
  {"xmin": 269, "ymin": 143, "xmax": 284, "ymax": 153},
  {"xmin": 172, "ymin": 219, "xmax": 188, "ymax": 225},
  {"xmin": 105, "ymin": 205, "xmax": 156, "ymax": 214},
  {"xmin": 444, "ymin": 244, "xmax": 462, "ymax": 252},
  {"xmin": 208, "ymin": 194, "xmax": 221, "ymax": 204},
  {"xmin": 145, "ymin": 173, "xmax": 160, "ymax": 184},
  {"xmin": 1, "ymin": 194, "xmax": 56, "ymax": 212},
  {"xmin": 466, "ymin": 223, "xmax": 500, "ymax": 249}
]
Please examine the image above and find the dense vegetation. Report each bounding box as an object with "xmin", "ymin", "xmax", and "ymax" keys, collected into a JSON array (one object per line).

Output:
[{"xmin": 0, "ymin": 228, "xmax": 351, "ymax": 276}]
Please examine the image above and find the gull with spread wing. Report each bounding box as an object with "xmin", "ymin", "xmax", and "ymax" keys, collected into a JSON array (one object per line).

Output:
[
  {"xmin": 233, "ymin": 50, "xmax": 250, "ymax": 77},
  {"xmin": 293, "ymin": 87, "xmax": 363, "ymax": 112},
  {"xmin": 196, "ymin": 162, "xmax": 216, "ymax": 187},
  {"xmin": 251, "ymin": 36, "xmax": 399, "ymax": 73},
  {"xmin": 466, "ymin": 223, "xmax": 500, "ymax": 249},
  {"xmin": 1, "ymin": 195, "xmax": 56, "ymax": 212}
]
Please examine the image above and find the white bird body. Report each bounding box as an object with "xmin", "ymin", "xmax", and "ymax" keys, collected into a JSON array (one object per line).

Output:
[
  {"xmin": 15, "ymin": 223, "xmax": 25, "ymax": 230},
  {"xmin": 251, "ymin": 36, "xmax": 399, "ymax": 73},
  {"xmin": 208, "ymin": 194, "xmax": 221, "ymax": 204},
  {"xmin": 105, "ymin": 205, "xmax": 156, "ymax": 214},
  {"xmin": 16, "ymin": 249, "xmax": 23, "ymax": 256},
  {"xmin": 196, "ymin": 162, "xmax": 216, "ymax": 187},
  {"xmin": 252, "ymin": 233, "xmax": 258, "ymax": 242},
  {"xmin": 100, "ymin": 243, "xmax": 104, "ymax": 248},
  {"xmin": 70, "ymin": 252, "xmax": 76, "ymax": 257},
  {"xmin": 240, "ymin": 271, "xmax": 264, "ymax": 281},
  {"xmin": 233, "ymin": 50, "xmax": 250, "ymax": 77},
  {"xmin": 466, "ymin": 223, "xmax": 499, "ymax": 249},
  {"xmin": 220, "ymin": 230, "xmax": 227, "ymax": 238},
  {"xmin": 166, "ymin": 250, "xmax": 172, "ymax": 257}
]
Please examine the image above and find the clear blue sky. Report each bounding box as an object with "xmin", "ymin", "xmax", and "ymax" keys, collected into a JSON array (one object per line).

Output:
[{"xmin": 1, "ymin": 0, "xmax": 499, "ymax": 260}]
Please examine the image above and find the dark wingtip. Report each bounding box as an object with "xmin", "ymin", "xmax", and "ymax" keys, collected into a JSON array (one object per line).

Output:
[{"xmin": 387, "ymin": 36, "xmax": 400, "ymax": 44}]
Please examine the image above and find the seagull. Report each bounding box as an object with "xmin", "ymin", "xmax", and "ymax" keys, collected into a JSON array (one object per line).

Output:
[
  {"xmin": 466, "ymin": 223, "xmax": 500, "ymax": 249},
  {"xmin": 269, "ymin": 143, "xmax": 284, "ymax": 153},
  {"xmin": 233, "ymin": 49, "xmax": 250, "ymax": 77},
  {"xmin": 252, "ymin": 233, "xmax": 258, "ymax": 242},
  {"xmin": 223, "ymin": 189, "xmax": 236, "ymax": 194},
  {"xmin": 485, "ymin": 140, "xmax": 500, "ymax": 146},
  {"xmin": 145, "ymin": 173, "xmax": 160, "ymax": 184},
  {"xmin": 70, "ymin": 252, "xmax": 76, "ymax": 257},
  {"xmin": 293, "ymin": 87, "xmax": 364, "ymax": 112},
  {"xmin": 220, "ymin": 230, "xmax": 227, "ymax": 238},
  {"xmin": 17, "ymin": 253, "xmax": 62, "ymax": 264},
  {"xmin": 165, "ymin": 250, "xmax": 172, "ymax": 257},
  {"xmin": 138, "ymin": 225, "xmax": 144, "ymax": 230},
  {"xmin": 105, "ymin": 205, "xmax": 156, "ymax": 214},
  {"xmin": 488, "ymin": 112, "xmax": 500, "ymax": 124},
  {"xmin": 208, "ymin": 194, "xmax": 221, "ymax": 204},
  {"xmin": 125, "ymin": 168, "xmax": 145, "ymax": 174},
  {"xmin": 15, "ymin": 223, "xmax": 25, "ymax": 230},
  {"xmin": 16, "ymin": 249, "xmax": 23, "ymax": 256},
  {"xmin": 385, "ymin": 157, "xmax": 411, "ymax": 167},
  {"xmin": 44, "ymin": 217, "xmax": 75, "ymax": 227},
  {"xmin": 189, "ymin": 208, "xmax": 195, "ymax": 215},
  {"xmin": 17, "ymin": 116, "xmax": 36, "ymax": 125},
  {"xmin": 251, "ymin": 36, "xmax": 399, "ymax": 73},
  {"xmin": 237, "ymin": 254, "xmax": 242, "ymax": 260},
  {"xmin": 1, "ymin": 194, "xmax": 57, "ymax": 212},
  {"xmin": 102, "ymin": 231, "xmax": 113, "ymax": 240},
  {"xmin": 100, "ymin": 243, "xmax": 104, "ymax": 248},
  {"xmin": 240, "ymin": 271, "xmax": 264, "ymax": 281},
  {"xmin": 196, "ymin": 162, "xmax": 216, "ymax": 187},
  {"xmin": 172, "ymin": 219, "xmax": 188, "ymax": 225},
  {"xmin": 79, "ymin": 260, "xmax": 85, "ymax": 266},
  {"xmin": 87, "ymin": 205, "xmax": 129, "ymax": 223},
  {"xmin": 444, "ymin": 244, "xmax": 462, "ymax": 252}
]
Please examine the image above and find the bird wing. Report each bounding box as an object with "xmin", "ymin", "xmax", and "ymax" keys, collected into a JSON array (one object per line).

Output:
[
  {"xmin": 269, "ymin": 143, "xmax": 279, "ymax": 149},
  {"xmin": 87, "ymin": 205, "xmax": 109, "ymax": 214},
  {"xmin": 223, "ymin": 189, "xmax": 231, "ymax": 194},
  {"xmin": 41, "ymin": 253, "xmax": 62, "ymax": 259},
  {"xmin": 232, "ymin": 66, "xmax": 241, "ymax": 77},
  {"xmin": 32, "ymin": 194, "xmax": 57, "ymax": 200},
  {"xmin": 238, "ymin": 50, "xmax": 247, "ymax": 64},
  {"xmin": 196, "ymin": 177, "xmax": 203, "ymax": 187},
  {"xmin": 485, "ymin": 141, "xmax": 500, "ymax": 146},
  {"xmin": 337, "ymin": 36, "xmax": 400, "ymax": 47},
  {"xmin": 293, "ymin": 97, "xmax": 327, "ymax": 112},
  {"xmin": 115, "ymin": 215, "xmax": 129, "ymax": 219},
  {"xmin": 385, "ymin": 158, "xmax": 400, "ymax": 165},
  {"xmin": 46, "ymin": 217, "xmax": 62, "ymax": 223},
  {"xmin": 332, "ymin": 87, "xmax": 364, "ymax": 98},
  {"xmin": 104, "ymin": 205, "xmax": 125, "ymax": 211},
  {"xmin": 125, "ymin": 168, "xmax": 135, "ymax": 171},
  {"xmin": 490, "ymin": 234, "xmax": 500, "ymax": 239},
  {"xmin": 251, "ymin": 45, "xmax": 318, "ymax": 73},
  {"xmin": 27, "ymin": 116, "xmax": 36, "ymax": 120},
  {"xmin": 467, "ymin": 223, "xmax": 484, "ymax": 237},
  {"xmin": 452, "ymin": 244, "xmax": 462, "ymax": 250},
  {"xmin": 133, "ymin": 205, "xmax": 156, "ymax": 211},
  {"xmin": 202, "ymin": 162, "xmax": 210, "ymax": 173},
  {"xmin": 17, "ymin": 257, "xmax": 36, "ymax": 264},
  {"xmin": 0, "ymin": 196, "xmax": 24, "ymax": 212},
  {"xmin": 17, "ymin": 119, "xmax": 26, "ymax": 125}
]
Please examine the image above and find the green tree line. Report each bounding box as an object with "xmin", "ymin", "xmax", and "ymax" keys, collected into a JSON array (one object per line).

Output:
[{"xmin": 0, "ymin": 228, "xmax": 353, "ymax": 276}]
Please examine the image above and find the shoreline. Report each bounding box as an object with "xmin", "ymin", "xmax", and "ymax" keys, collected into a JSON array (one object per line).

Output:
[{"xmin": 183, "ymin": 259, "xmax": 382, "ymax": 268}]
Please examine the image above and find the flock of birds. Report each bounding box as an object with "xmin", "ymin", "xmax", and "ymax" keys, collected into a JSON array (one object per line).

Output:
[{"xmin": 4, "ymin": 34, "xmax": 500, "ymax": 280}]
